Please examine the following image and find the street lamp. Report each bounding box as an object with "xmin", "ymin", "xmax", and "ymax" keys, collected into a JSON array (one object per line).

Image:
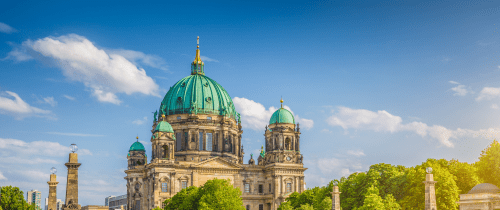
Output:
[
  {"xmin": 426, "ymin": 167, "xmax": 432, "ymax": 174},
  {"xmin": 50, "ymin": 167, "xmax": 56, "ymax": 174},
  {"xmin": 70, "ymin": 144, "xmax": 78, "ymax": 153}
]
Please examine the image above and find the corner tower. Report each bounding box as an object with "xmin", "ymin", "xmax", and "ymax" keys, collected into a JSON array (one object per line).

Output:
[
  {"xmin": 155, "ymin": 37, "xmax": 243, "ymax": 164},
  {"xmin": 127, "ymin": 137, "xmax": 147, "ymax": 169}
]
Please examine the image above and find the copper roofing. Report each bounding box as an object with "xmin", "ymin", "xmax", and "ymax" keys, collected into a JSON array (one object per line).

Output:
[{"xmin": 468, "ymin": 183, "xmax": 500, "ymax": 194}]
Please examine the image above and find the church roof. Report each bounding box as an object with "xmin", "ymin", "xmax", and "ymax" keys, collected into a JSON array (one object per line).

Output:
[
  {"xmin": 468, "ymin": 183, "xmax": 500, "ymax": 194},
  {"xmin": 129, "ymin": 141, "xmax": 145, "ymax": 152},
  {"xmin": 270, "ymin": 108, "xmax": 295, "ymax": 124},
  {"xmin": 158, "ymin": 37, "xmax": 239, "ymax": 122},
  {"xmin": 155, "ymin": 120, "xmax": 174, "ymax": 133}
]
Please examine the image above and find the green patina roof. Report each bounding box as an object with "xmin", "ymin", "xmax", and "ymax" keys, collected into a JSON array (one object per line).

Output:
[
  {"xmin": 269, "ymin": 108, "xmax": 295, "ymax": 124},
  {"xmin": 159, "ymin": 74, "xmax": 240, "ymax": 122},
  {"xmin": 155, "ymin": 120, "xmax": 174, "ymax": 133},
  {"xmin": 129, "ymin": 141, "xmax": 145, "ymax": 152}
]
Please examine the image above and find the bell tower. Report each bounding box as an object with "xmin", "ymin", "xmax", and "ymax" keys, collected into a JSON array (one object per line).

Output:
[
  {"xmin": 151, "ymin": 114, "xmax": 175, "ymax": 163},
  {"xmin": 127, "ymin": 136, "xmax": 147, "ymax": 169}
]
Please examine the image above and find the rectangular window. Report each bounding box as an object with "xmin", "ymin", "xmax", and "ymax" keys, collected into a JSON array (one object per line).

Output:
[
  {"xmin": 259, "ymin": 184, "xmax": 263, "ymax": 193},
  {"xmin": 246, "ymin": 205, "xmax": 250, "ymax": 210},
  {"xmin": 184, "ymin": 132, "xmax": 188, "ymax": 149},
  {"xmin": 182, "ymin": 181, "xmax": 187, "ymax": 189},
  {"xmin": 259, "ymin": 204, "xmax": 263, "ymax": 210},
  {"xmin": 207, "ymin": 116, "xmax": 212, "ymax": 120},
  {"xmin": 161, "ymin": 183, "xmax": 168, "ymax": 192},
  {"xmin": 176, "ymin": 133, "xmax": 181, "ymax": 151},
  {"xmin": 206, "ymin": 133, "xmax": 212, "ymax": 151},
  {"xmin": 199, "ymin": 132, "xmax": 203, "ymax": 150},
  {"xmin": 286, "ymin": 183, "xmax": 292, "ymax": 193},
  {"xmin": 162, "ymin": 201, "xmax": 166, "ymax": 209},
  {"xmin": 215, "ymin": 133, "xmax": 218, "ymax": 151},
  {"xmin": 269, "ymin": 184, "xmax": 272, "ymax": 193},
  {"xmin": 244, "ymin": 183, "xmax": 250, "ymax": 193}
]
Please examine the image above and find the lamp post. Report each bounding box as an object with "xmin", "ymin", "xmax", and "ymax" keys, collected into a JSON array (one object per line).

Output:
[
  {"xmin": 47, "ymin": 167, "xmax": 58, "ymax": 210},
  {"xmin": 424, "ymin": 167, "xmax": 437, "ymax": 210}
]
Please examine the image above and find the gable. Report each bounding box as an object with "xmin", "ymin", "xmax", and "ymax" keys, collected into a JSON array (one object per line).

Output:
[{"xmin": 192, "ymin": 157, "xmax": 242, "ymax": 170}]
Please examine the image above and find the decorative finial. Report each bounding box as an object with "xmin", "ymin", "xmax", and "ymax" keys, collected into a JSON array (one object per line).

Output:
[
  {"xmin": 197, "ymin": 36, "xmax": 199, "ymax": 48},
  {"xmin": 161, "ymin": 114, "xmax": 166, "ymax": 120},
  {"xmin": 136, "ymin": 136, "xmax": 139, "ymax": 142},
  {"xmin": 191, "ymin": 36, "xmax": 204, "ymax": 75},
  {"xmin": 280, "ymin": 97, "xmax": 283, "ymax": 108}
]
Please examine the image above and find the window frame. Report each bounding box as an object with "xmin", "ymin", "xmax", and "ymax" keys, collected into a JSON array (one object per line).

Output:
[
  {"xmin": 244, "ymin": 183, "xmax": 250, "ymax": 193},
  {"xmin": 182, "ymin": 181, "xmax": 187, "ymax": 189},
  {"xmin": 161, "ymin": 182, "xmax": 168, "ymax": 192}
]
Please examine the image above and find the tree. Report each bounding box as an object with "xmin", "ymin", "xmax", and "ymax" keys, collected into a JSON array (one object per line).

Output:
[
  {"xmin": 276, "ymin": 201, "xmax": 293, "ymax": 210},
  {"xmin": 447, "ymin": 159, "xmax": 480, "ymax": 194},
  {"xmin": 338, "ymin": 172, "xmax": 370, "ymax": 210},
  {"xmin": 0, "ymin": 186, "xmax": 31, "ymax": 210},
  {"xmin": 355, "ymin": 185, "xmax": 385, "ymax": 210},
  {"xmin": 383, "ymin": 194, "xmax": 401, "ymax": 210},
  {"xmin": 279, "ymin": 181, "xmax": 333, "ymax": 210},
  {"xmin": 196, "ymin": 179, "xmax": 245, "ymax": 210},
  {"xmin": 476, "ymin": 140, "xmax": 500, "ymax": 187},
  {"xmin": 400, "ymin": 159, "xmax": 459, "ymax": 210},
  {"xmin": 297, "ymin": 204, "xmax": 314, "ymax": 210},
  {"xmin": 163, "ymin": 178, "xmax": 244, "ymax": 210}
]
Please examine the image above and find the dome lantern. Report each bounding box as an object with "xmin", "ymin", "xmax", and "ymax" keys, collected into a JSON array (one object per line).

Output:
[
  {"xmin": 269, "ymin": 98, "xmax": 295, "ymax": 125},
  {"xmin": 191, "ymin": 36, "xmax": 205, "ymax": 75}
]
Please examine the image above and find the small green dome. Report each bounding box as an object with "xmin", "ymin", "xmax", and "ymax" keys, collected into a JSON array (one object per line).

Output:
[
  {"xmin": 155, "ymin": 120, "xmax": 174, "ymax": 133},
  {"xmin": 129, "ymin": 141, "xmax": 145, "ymax": 152},
  {"xmin": 159, "ymin": 74, "xmax": 239, "ymax": 121},
  {"xmin": 269, "ymin": 108, "xmax": 295, "ymax": 124}
]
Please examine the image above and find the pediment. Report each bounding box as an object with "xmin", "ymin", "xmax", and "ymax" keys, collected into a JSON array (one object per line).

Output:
[{"xmin": 192, "ymin": 157, "xmax": 243, "ymax": 170}]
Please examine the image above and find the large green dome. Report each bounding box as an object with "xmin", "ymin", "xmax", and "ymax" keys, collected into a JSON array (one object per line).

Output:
[
  {"xmin": 129, "ymin": 141, "xmax": 145, "ymax": 152},
  {"xmin": 159, "ymin": 74, "xmax": 239, "ymax": 121},
  {"xmin": 269, "ymin": 108, "xmax": 295, "ymax": 124},
  {"xmin": 155, "ymin": 120, "xmax": 174, "ymax": 133}
]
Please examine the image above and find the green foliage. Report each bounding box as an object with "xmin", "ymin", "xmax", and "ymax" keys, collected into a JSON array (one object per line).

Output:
[
  {"xmin": 447, "ymin": 159, "xmax": 480, "ymax": 194},
  {"xmin": 355, "ymin": 185, "xmax": 385, "ymax": 210},
  {"xmin": 383, "ymin": 194, "xmax": 401, "ymax": 210},
  {"xmin": 476, "ymin": 140, "xmax": 500, "ymax": 187},
  {"xmin": 152, "ymin": 207, "xmax": 162, "ymax": 210},
  {"xmin": 338, "ymin": 172, "xmax": 369, "ymax": 210},
  {"xmin": 278, "ymin": 181, "xmax": 333, "ymax": 210},
  {"xmin": 163, "ymin": 178, "xmax": 244, "ymax": 210},
  {"xmin": 0, "ymin": 186, "xmax": 32, "ymax": 210},
  {"xmin": 297, "ymin": 203, "xmax": 314, "ymax": 210},
  {"xmin": 400, "ymin": 159, "xmax": 459, "ymax": 210}
]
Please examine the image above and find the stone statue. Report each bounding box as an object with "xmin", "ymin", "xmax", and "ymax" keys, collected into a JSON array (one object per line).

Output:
[
  {"xmin": 299, "ymin": 154, "xmax": 303, "ymax": 164},
  {"xmin": 297, "ymin": 123, "xmax": 300, "ymax": 132},
  {"xmin": 153, "ymin": 110, "xmax": 157, "ymax": 122},
  {"xmin": 249, "ymin": 154, "xmax": 255, "ymax": 165}
]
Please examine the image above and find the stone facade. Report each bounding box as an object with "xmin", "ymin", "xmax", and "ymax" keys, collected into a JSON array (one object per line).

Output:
[
  {"xmin": 331, "ymin": 186, "xmax": 340, "ymax": 210},
  {"xmin": 81, "ymin": 206, "xmax": 108, "ymax": 210},
  {"xmin": 125, "ymin": 114, "xmax": 306, "ymax": 210},
  {"xmin": 423, "ymin": 173, "xmax": 437, "ymax": 210},
  {"xmin": 63, "ymin": 153, "xmax": 81, "ymax": 210},
  {"xmin": 47, "ymin": 174, "xmax": 59, "ymax": 210},
  {"xmin": 457, "ymin": 183, "xmax": 500, "ymax": 210}
]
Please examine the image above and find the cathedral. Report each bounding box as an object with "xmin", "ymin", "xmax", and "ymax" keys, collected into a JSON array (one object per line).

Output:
[{"xmin": 124, "ymin": 37, "xmax": 307, "ymax": 210}]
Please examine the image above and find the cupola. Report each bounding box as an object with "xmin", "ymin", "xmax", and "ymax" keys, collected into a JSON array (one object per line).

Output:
[{"xmin": 269, "ymin": 98, "xmax": 295, "ymax": 124}]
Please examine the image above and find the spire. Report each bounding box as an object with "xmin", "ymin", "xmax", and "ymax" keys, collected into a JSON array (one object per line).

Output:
[
  {"xmin": 191, "ymin": 36, "xmax": 205, "ymax": 75},
  {"xmin": 280, "ymin": 97, "xmax": 284, "ymax": 108},
  {"xmin": 136, "ymin": 136, "xmax": 139, "ymax": 142}
]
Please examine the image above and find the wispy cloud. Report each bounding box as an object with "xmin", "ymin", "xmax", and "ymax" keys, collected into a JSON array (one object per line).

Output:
[
  {"xmin": 1, "ymin": 42, "xmax": 32, "ymax": 62},
  {"xmin": 492, "ymin": 104, "xmax": 499, "ymax": 110},
  {"xmin": 40, "ymin": 96, "xmax": 57, "ymax": 107},
  {"xmin": 0, "ymin": 22, "xmax": 17, "ymax": 34},
  {"xmin": 448, "ymin": 81, "xmax": 472, "ymax": 96},
  {"xmin": 449, "ymin": 81, "xmax": 460, "ymax": 85},
  {"xmin": 233, "ymin": 97, "xmax": 314, "ymax": 131},
  {"xmin": 132, "ymin": 116, "xmax": 148, "ymax": 125},
  {"xmin": 0, "ymin": 171, "xmax": 7, "ymax": 180},
  {"xmin": 347, "ymin": 149, "xmax": 366, "ymax": 157},
  {"xmin": 63, "ymin": 95, "xmax": 76, "ymax": 101},
  {"xmin": 45, "ymin": 132, "xmax": 105, "ymax": 137},
  {"xmin": 327, "ymin": 106, "xmax": 500, "ymax": 147},
  {"xmin": 0, "ymin": 91, "xmax": 54, "ymax": 120},
  {"xmin": 13, "ymin": 34, "xmax": 160, "ymax": 105},
  {"xmin": 200, "ymin": 56, "xmax": 219, "ymax": 62},
  {"xmin": 105, "ymin": 49, "xmax": 169, "ymax": 71},
  {"xmin": 476, "ymin": 87, "xmax": 500, "ymax": 101}
]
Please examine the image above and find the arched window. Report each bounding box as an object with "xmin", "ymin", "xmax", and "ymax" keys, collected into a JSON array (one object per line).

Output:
[
  {"xmin": 285, "ymin": 138, "xmax": 291, "ymax": 150},
  {"xmin": 161, "ymin": 183, "xmax": 168, "ymax": 192}
]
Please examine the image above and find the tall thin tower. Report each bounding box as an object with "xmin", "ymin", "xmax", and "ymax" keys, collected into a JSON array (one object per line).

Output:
[
  {"xmin": 62, "ymin": 144, "xmax": 81, "ymax": 210},
  {"xmin": 47, "ymin": 167, "xmax": 59, "ymax": 210}
]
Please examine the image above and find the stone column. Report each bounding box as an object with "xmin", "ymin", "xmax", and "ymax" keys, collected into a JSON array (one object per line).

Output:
[
  {"xmin": 331, "ymin": 185, "xmax": 341, "ymax": 210},
  {"xmin": 63, "ymin": 153, "xmax": 81, "ymax": 210},
  {"xmin": 423, "ymin": 171, "xmax": 437, "ymax": 210},
  {"xmin": 202, "ymin": 130, "xmax": 206, "ymax": 151},
  {"xmin": 47, "ymin": 174, "xmax": 59, "ymax": 210}
]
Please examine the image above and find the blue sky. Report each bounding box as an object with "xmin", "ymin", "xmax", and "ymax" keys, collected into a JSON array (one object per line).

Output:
[{"xmin": 1, "ymin": 0, "xmax": 500, "ymax": 206}]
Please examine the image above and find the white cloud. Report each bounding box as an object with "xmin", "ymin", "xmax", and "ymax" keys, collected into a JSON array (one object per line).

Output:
[
  {"xmin": 132, "ymin": 116, "xmax": 148, "ymax": 125},
  {"xmin": 450, "ymin": 85, "xmax": 470, "ymax": 96},
  {"xmin": 347, "ymin": 149, "xmax": 365, "ymax": 157},
  {"xmin": 0, "ymin": 138, "xmax": 92, "ymax": 167},
  {"xmin": 1, "ymin": 45, "xmax": 32, "ymax": 62},
  {"xmin": 0, "ymin": 22, "xmax": 16, "ymax": 34},
  {"xmin": 321, "ymin": 129, "xmax": 333, "ymax": 133},
  {"xmin": 233, "ymin": 97, "xmax": 314, "ymax": 131},
  {"xmin": 42, "ymin": 97, "xmax": 57, "ymax": 107},
  {"xmin": 0, "ymin": 91, "xmax": 53, "ymax": 120},
  {"xmin": 45, "ymin": 132, "xmax": 105, "ymax": 137},
  {"xmin": 327, "ymin": 106, "xmax": 500, "ymax": 148},
  {"xmin": 476, "ymin": 87, "xmax": 500, "ymax": 101},
  {"xmin": 200, "ymin": 56, "xmax": 219, "ymax": 62},
  {"xmin": 63, "ymin": 95, "xmax": 76, "ymax": 101},
  {"xmin": 313, "ymin": 157, "xmax": 364, "ymax": 178},
  {"xmin": 20, "ymin": 34, "xmax": 160, "ymax": 105},
  {"xmin": 0, "ymin": 171, "xmax": 7, "ymax": 180},
  {"xmin": 492, "ymin": 104, "xmax": 499, "ymax": 109},
  {"xmin": 449, "ymin": 81, "xmax": 460, "ymax": 85},
  {"xmin": 105, "ymin": 49, "xmax": 169, "ymax": 71}
]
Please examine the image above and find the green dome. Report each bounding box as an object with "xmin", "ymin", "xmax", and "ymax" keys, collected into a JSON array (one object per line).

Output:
[
  {"xmin": 159, "ymin": 74, "xmax": 239, "ymax": 121},
  {"xmin": 155, "ymin": 120, "xmax": 174, "ymax": 133},
  {"xmin": 129, "ymin": 141, "xmax": 145, "ymax": 152},
  {"xmin": 269, "ymin": 108, "xmax": 295, "ymax": 124}
]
